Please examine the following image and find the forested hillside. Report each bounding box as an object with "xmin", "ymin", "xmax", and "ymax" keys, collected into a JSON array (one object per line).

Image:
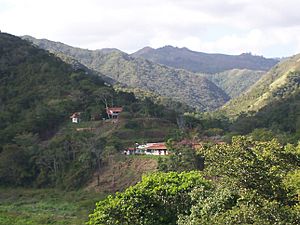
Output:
[
  {"xmin": 80, "ymin": 50, "xmax": 230, "ymax": 111},
  {"xmin": 22, "ymin": 36, "xmax": 231, "ymax": 111},
  {"xmin": 132, "ymin": 45, "xmax": 278, "ymax": 73},
  {"xmin": 202, "ymin": 69, "xmax": 264, "ymax": 98},
  {"xmin": 222, "ymin": 54, "xmax": 300, "ymax": 116},
  {"xmin": 0, "ymin": 33, "xmax": 176, "ymax": 188},
  {"xmin": 1, "ymin": 32, "xmax": 299, "ymax": 225}
]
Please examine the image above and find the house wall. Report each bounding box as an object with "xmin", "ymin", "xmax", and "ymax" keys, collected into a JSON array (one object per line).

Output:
[
  {"xmin": 145, "ymin": 150, "xmax": 168, "ymax": 155},
  {"xmin": 124, "ymin": 149, "xmax": 168, "ymax": 156}
]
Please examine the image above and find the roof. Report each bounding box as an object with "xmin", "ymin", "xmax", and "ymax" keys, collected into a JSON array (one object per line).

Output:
[
  {"xmin": 177, "ymin": 139, "xmax": 203, "ymax": 149},
  {"xmin": 70, "ymin": 112, "xmax": 81, "ymax": 118},
  {"xmin": 106, "ymin": 107, "xmax": 123, "ymax": 113},
  {"xmin": 146, "ymin": 142, "xmax": 167, "ymax": 150}
]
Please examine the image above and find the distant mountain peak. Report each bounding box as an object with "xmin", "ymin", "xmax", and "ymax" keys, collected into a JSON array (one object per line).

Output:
[
  {"xmin": 131, "ymin": 46, "xmax": 279, "ymax": 73},
  {"xmin": 98, "ymin": 48, "xmax": 122, "ymax": 54},
  {"xmin": 132, "ymin": 46, "xmax": 154, "ymax": 56}
]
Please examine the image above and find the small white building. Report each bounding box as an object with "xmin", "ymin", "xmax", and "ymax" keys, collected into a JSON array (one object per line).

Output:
[{"xmin": 70, "ymin": 112, "xmax": 81, "ymax": 123}]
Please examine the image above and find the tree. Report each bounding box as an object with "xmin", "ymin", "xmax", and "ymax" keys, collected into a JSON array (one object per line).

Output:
[
  {"xmin": 93, "ymin": 88, "xmax": 114, "ymax": 119},
  {"xmin": 0, "ymin": 144, "xmax": 34, "ymax": 185},
  {"xmin": 202, "ymin": 136, "xmax": 300, "ymax": 201},
  {"xmin": 87, "ymin": 171, "xmax": 211, "ymax": 225},
  {"xmin": 179, "ymin": 186, "xmax": 299, "ymax": 225},
  {"xmin": 158, "ymin": 140, "xmax": 202, "ymax": 172}
]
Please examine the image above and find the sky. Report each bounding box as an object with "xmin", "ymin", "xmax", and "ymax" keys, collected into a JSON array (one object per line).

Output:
[{"xmin": 1, "ymin": 0, "xmax": 300, "ymax": 58}]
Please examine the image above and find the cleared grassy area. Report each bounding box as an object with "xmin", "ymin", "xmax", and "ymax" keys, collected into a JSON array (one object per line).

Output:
[{"xmin": 0, "ymin": 188, "xmax": 106, "ymax": 225}]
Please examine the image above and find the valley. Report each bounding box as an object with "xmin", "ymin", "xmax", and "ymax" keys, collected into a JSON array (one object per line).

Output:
[
  {"xmin": 22, "ymin": 36, "xmax": 271, "ymax": 110},
  {"xmin": 0, "ymin": 32, "xmax": 299, "ymax": 224}
]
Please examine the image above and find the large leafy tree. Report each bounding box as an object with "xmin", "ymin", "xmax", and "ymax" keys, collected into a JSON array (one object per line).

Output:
[
  {"xmin": 178, "ymin": 137, "xmax": 300, "ymax": 225},
  {"xmin": 87, "ymin": 171, "xmax": 211, "ymax": 225},
  {"xmin": 202, "ymin": 136, "xmax": 300, "ymax": 200}
]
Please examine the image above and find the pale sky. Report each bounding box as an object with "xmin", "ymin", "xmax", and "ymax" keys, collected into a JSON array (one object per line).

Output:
[{"xmin": 1, "ymin": 0, "xmax": 300, "ymax": 57}]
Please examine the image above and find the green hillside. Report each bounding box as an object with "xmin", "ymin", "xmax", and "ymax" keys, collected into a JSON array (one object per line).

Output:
[
  {"xmin": 0, "ymin": 33, "xmax": 177, "ymax": 189},
  {"xmin": 222, "ymin": 54, "xmax": 300, "ymax": 117},
  {"xmin": 202, "ymin": 69, "xmax": 264, "ymax": 98},
  {"xmin": 1, "ymin": 33, "xmax": 299, "ymax": 225},
  {"xmin": 132, "ymin": 45, "xmax": 278, "ymax": 73},
  {"xmin": 22, "ymin": 36, "xmax": 230, "ymax": 111}
]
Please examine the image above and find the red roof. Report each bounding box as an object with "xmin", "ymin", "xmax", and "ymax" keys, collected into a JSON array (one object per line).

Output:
[
  {"xmin": 107, "ymin": 107, "xmax": 123, "ymax": 112},
  {"xmin": 70, "ymin": 112, "xmax": 81, "ymax": 118},
  {"xmin": 146, "ymin": 143, "xmax": 167, "ymax": 150},
  {"xmin": 106, "ymin": 107, "xmax": 123, "ymax": 115}
]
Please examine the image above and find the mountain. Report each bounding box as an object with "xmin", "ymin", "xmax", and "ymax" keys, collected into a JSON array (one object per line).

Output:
[
  {"xmin": 222, "ymin": 53, "xmax": 300, "ymax": 117},
  {"xmin": 22, "ymin": 36, "xmax": 230, "ymax": 111},
  {"xmin": 202, "ymin": 69, "xmax": 264, "ymax": 98},
  {"xmin": 132, "ymin": 45, "xmax": 279, "ymax": 74}
]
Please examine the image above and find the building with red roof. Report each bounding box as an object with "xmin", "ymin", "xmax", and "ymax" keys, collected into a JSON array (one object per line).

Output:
[
  {"xmin": 106, "ymin": 107, "xmax": 123, "ymax": 119},
  {"xmin": 70, "ymin": 112, "xmax": 81, "ymax": 123},
  {"xmin": 124, "ymin": 142, "xmax": 169, "ymax": 156}
]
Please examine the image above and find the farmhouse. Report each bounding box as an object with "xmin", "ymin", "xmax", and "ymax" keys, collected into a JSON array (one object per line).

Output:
[
  {"xmin": 144, "ymin": 143, "xmax": 168, "ymax": 155},
  {"xmin": 106, "ymin": 107, "xmax": 123, "ymax": 119},
  {"xmin": 124, "ymin": 142, "xmax": 169, "ymax": 156},
  {"xmin": 70, "ymin": 112, "xmax": 81, "ymax": 123}
]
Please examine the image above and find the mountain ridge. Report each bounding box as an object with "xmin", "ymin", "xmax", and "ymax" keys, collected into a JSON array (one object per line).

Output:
[
  {"xmin": 222, "ymin": 53, "xmax": 300, "ymax": 116},
  {"xmin": 132, "ymin": 45, "xmax": 279, "ymax": 74},
  {"xmin": 22, "ymin": 36, "xmax": 230, "ymax": 111}
]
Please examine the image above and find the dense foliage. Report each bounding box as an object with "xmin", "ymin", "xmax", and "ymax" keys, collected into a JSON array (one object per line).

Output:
[
  {"xmin": 89, "ymin": 137, "xmax": 300, "ymax": 224},
  {"xmin": 0, "ymin": 33, "xmax": 176, "ymax": 188},
  {"xmin": 87, "ymin": 171, "xmax": 211, "ymax": 225},
  {"xmin": 179, "ymin": 136, "xmax": 300, "ymax": 224}
]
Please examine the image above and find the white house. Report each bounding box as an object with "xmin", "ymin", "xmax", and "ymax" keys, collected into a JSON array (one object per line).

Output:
[
  {"xmin": 124, "ymin": 142, "xmax": 169, "ymax": 156},
  {"xmin": 144, "ymin": 143, "xmax": 168, "ymax": 155},
  {"xmin": 70, "ymin": 112, "xmax": 81, "ymax": 123}
]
